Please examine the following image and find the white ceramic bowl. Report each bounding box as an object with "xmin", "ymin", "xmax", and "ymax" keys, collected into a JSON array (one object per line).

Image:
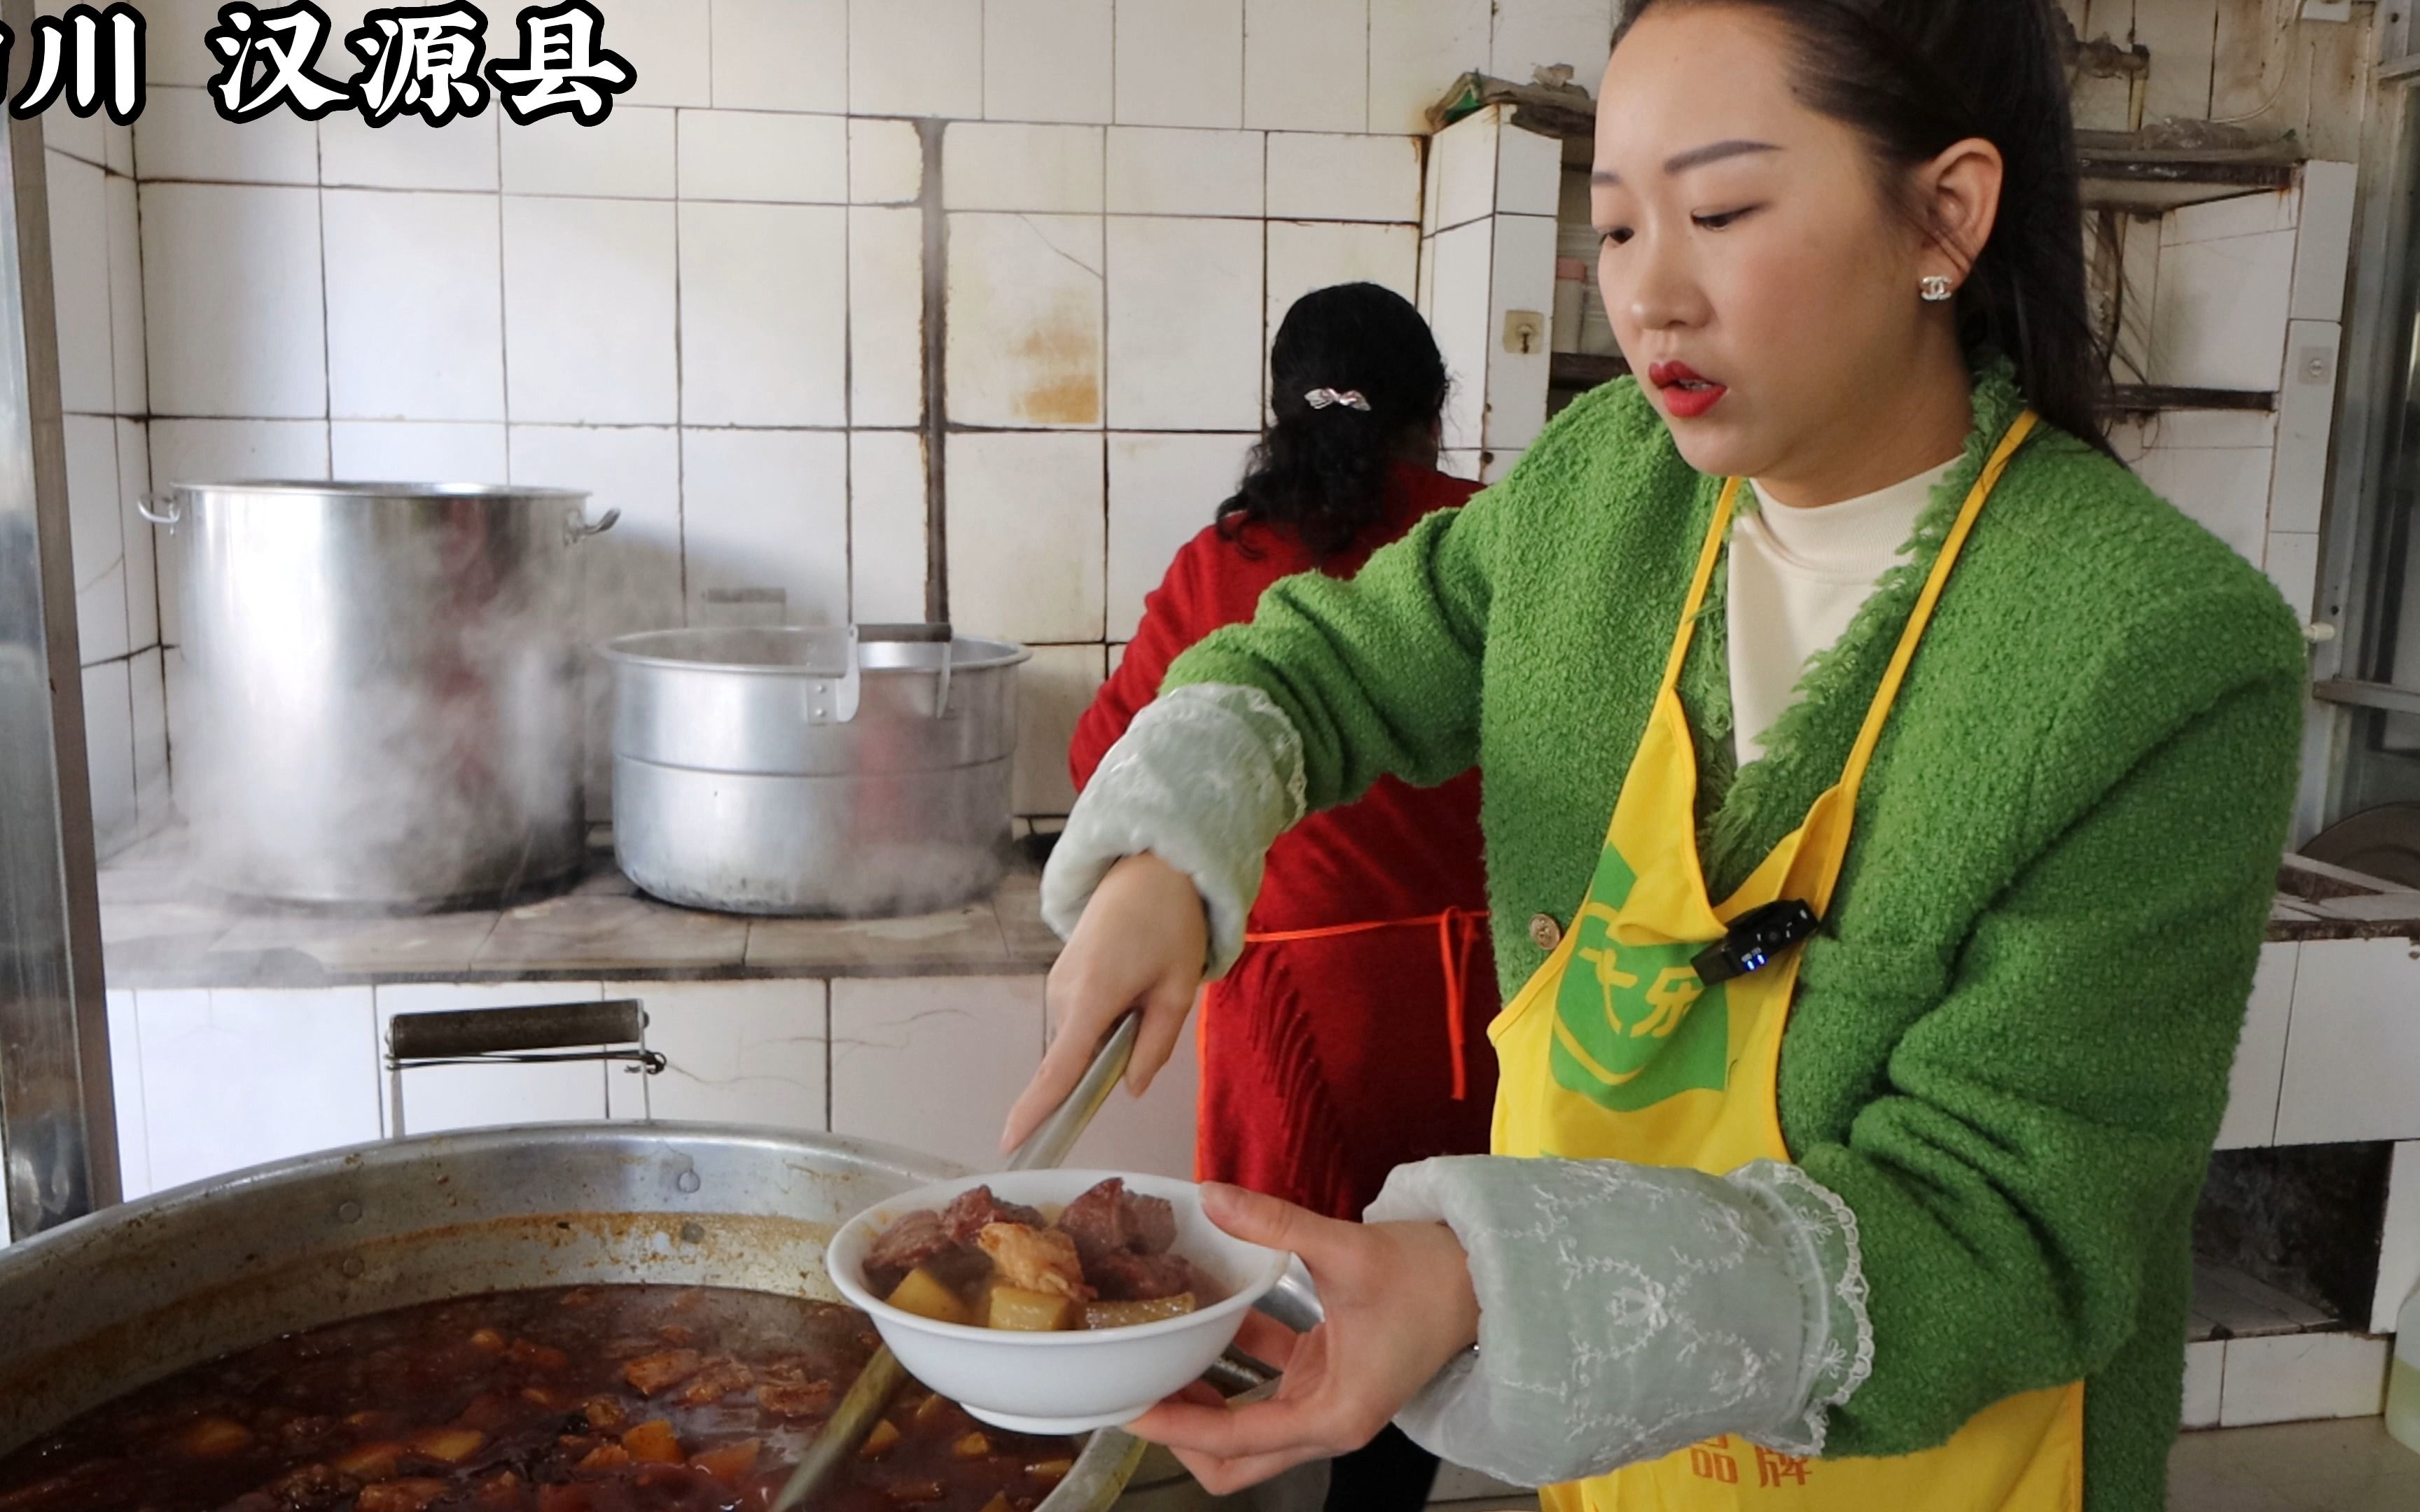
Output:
[{"xmin": 827, "ymin": 1168, "xmax": 1292, "ymax": 1434}]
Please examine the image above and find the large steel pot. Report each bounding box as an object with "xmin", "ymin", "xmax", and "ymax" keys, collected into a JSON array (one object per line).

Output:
[
  {"xmin": 602, "ymin": 625, "xmax": 1029, "ymax": 917},
  {"xmin": 145, "ymin": 481, "xmax": 619, "ymax": 909},
  {"xmin": 0, "ymin": 1125, "xmax": 1156, "ymax": 1508}
]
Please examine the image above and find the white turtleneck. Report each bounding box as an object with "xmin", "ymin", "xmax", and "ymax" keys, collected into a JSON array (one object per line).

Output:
[{"xmin": 1725, "ymin": 461, "xmax": 1954, "ymax": 763}]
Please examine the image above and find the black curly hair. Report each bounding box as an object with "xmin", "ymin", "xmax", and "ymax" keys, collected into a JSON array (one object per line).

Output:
[{"xmin": 1216, "ymin": 283, "xmax": 1452, "ymax": 559}]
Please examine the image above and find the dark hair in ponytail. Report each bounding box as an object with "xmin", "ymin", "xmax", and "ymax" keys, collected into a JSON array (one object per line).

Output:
[
  {"xmin": 1217, "ymin": 283, "xmax": 1452, "ymax": 559},
  {"xmin": 1616, "ymin": 0, "xmax": 2114, "ymax": 455}
]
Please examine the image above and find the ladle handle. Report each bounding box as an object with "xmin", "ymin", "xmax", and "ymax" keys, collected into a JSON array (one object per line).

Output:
[{"xmin": 1005, "ymin": 1009, "xmax": 1141, "ymax": 1172}]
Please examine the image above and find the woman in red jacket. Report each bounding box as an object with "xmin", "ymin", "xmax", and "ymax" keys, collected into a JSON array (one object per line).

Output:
[{"xmin": 1066, "ymin": 283, "xmax": 1498, "ymax": 1511}]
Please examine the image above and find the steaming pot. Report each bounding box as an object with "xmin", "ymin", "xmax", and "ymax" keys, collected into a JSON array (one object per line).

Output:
[
  {"xmin": 147, "ymin": 481, "xmax": 616, "ymax": 909},
  {"xmin": 601, "ymin": 625, "xmax": 1027, "ymax": 916}
]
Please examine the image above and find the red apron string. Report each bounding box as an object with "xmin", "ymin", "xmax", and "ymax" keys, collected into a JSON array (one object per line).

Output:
[{"xmin": 1244, "ymin": 909, "xmax": 1492, "ymax": 1102}]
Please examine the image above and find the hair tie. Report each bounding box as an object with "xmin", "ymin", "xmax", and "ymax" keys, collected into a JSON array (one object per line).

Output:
[{"xmin": 1302, "ymin": 388, "xmax": 1372, "ymax": 412}]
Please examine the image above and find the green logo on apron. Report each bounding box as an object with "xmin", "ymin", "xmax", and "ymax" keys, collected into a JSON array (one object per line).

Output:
[{"xmin": 1550, "ymin": 844, "xmax": 1730, "ymax": 1110}]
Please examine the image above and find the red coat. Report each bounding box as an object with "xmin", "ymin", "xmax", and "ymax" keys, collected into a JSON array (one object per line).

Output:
[{"xmin": 1070, "ymin": 463, "xmax": 1501, "ymax": 1222}]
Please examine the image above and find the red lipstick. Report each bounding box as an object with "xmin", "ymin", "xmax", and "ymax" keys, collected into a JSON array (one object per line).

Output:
[{"xmin": 1648, "ymin": 360, "xmax": 1727, "ymax": 419}]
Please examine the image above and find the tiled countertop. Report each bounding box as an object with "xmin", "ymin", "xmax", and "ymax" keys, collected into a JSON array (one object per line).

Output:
[{"xmin": 97, "ymin": 830, "xmax": 1062, "ymax": 990}]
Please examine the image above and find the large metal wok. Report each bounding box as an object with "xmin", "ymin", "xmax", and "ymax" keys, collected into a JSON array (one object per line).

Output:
[{"xmin": 0, "ymin": 1124, "xmax": 1288, "ymax": 1510}]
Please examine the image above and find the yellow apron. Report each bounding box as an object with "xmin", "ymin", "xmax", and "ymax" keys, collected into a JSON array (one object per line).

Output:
[{"xmin": 1486, "ymin": 413, "xmax": 2086, "ymax": 1511}]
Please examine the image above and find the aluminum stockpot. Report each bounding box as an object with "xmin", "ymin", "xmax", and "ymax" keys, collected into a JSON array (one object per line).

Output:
[
  {"xmin": 148, "ymin": 481, "xmax": 619, "ymax": 909},
  {"xmin": 602, "ymin": 625, "xmax": 1029, "ymax": 917},
  {"xmin": 0, "ymin": 1124, "xmax": 1148, "ymax": 1511}
]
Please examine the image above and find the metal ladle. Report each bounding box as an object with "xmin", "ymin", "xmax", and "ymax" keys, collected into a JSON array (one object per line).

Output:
[{"xmin": 770, "ymin": 1011, "xmax": 1145, "ymax": 1511}]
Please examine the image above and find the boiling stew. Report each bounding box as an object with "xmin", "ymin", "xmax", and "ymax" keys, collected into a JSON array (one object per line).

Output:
[{"xmin": 0, "ymin": 1284, "xmax": 1082, "ymax": 1512}]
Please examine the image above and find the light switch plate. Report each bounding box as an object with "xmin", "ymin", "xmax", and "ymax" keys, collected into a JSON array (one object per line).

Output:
[
  {"xmin": 2295, "ymin": 344, "xmax": 2337, "ymax": 388},
  {"xmin": 1503, "ymin": 310, "xmax": 1545, "ymax": 356}
]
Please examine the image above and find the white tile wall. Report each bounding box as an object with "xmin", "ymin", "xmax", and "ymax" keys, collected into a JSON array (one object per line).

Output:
[
  {"xmin": 501, "ymin": 196, "xmax": 678, "ymax": 424},
  {"xmin": 1430, "ymin": 106, "xmax": 1498, "ymax": 234},
  {"xmin": 2265, "ymin": 531, "xmax": 2320, "ymax": 624},
  {"xmin": 1267, "ymin": 222, "xmax": 1422, "ymax": 350},
  {"xmin": 1106, "ymin": 216, "xmax": 1263, "ymax": 430},
  {"xmin": 48, "ymin": 150, "xmax": 112, "ymax": 415},
  {"xmin": 1370, "ymin": 0, "xmax": 1490, "ymax": 134},
  {"xmin": 1495, "ymin": 115, "xmax": 1564, "ymax": 218},
  {"xmin": 1265, "ymin": 133, "xmax": 1422, "ymax": 223},
  {"xmin": 2150, "ymin": 197, "xmax": 2296, "ymax": 392},
  {"xmin": 43, "ymin": 92, "xmax": 106, "ymax": 168},
  {"xmin": 501, "ymin": 108, "xmax": 678, "ymax": 198},
  {"xmin": 142, "ymin": 183, "xmax": 326, "ymax": 419},
  {"xmin": 2373, "ymin": 1142, "xmax": 2420, "ymax": 1334},
  {"xmin": 944, "ymin": 122, "xmax": 1105, "ymax": 214},
  {"xmin": 331, "ymin": 422, "xmax": 510, "ymax": 482},
  {"xmin": 2272, "ymin": 320, "xmax": 2341, "ymax": 536},
  {"xmin": 1015, "ymin": 643, "xmax": 1108, "ymax": 815},
  {"xmin": 945, "ymin": 211, "xmax": 1104, "ymax": 428},
  {"xmin": 106, "ymin": 990, "xmax": 148, "ymax": 1198},
  {"xmin": 1486, "ymin": 213, "xmax": 1559, "ymax": 449},
  {"xmin": 850, "ymin": 430, "xmax": 929, "ymax": 621},
  {"xmin": 829, "ymin": 975, "xmax": 1045, "ymax": 1170},
  {"xmin": 2216, "ymin": 941, "xmax": 2295, "ymax": 1150},
  {"xmin": 130, "ymin": 645, "xmax": 169, "ymax": 835},
  {"xmin": 374, "ymin": 982, "xmax": 612, "ymax": 1136},
  {"xmin": 2218, "ymin": 1334, "xmax": 2390, "ymax": 1427},
  {"xmin": 321, "ymin": 113, "xmax": 501, "ymax": 192},
  {"xmin": 81, "ymin": 658, "xmax": 134, "ymax": 855},
  {"xmin": 1427, "ymin": 216, "xmax": 1494, "ymax": 449},
  {"xmin": 135, "ymin": 988, "xmax": 382, "ymax": 1191},
  {"xmin": 1115, "ymin": 0, "xmax": 1244, "ymax": 129},
  {"xmin": 2183, "ymin": 1340, "xmax": 2225, "ymax": 1429},
  {"xmin": 323, "ymin": 190, "xmax": 506, "ymax": 422},
  {"xmin": 849, "ymin": 206, "xmax": 926, "ymax": 428},
  {"xmin": 2290, "ymin": 161, "xmax": 2358, "ymax": 322},
  {"xmin": 852, "ymin": 0, "xmax": 985, "ymax": 118},
  {"xmin": 2276, "ymin": 937, "xmax": 2420, "ymax": 1145},
  {"xmin": 1106, "ymin": 127, "xmax": 1264, "ymax": 218},
  {"xmin": 116, "ymin": 420, "xmax": 154, "ymax": 648},
  {"xmin": 709, "ymin": 0, "xmax": 849, "ymax": 113},
  {"xmin": 678, "ymin": 111, "xmax": 849, "ymax": 203},
  {"xmin": 2134, "ymin": 442, "xmax": 2274, "ymax": 568},
  {"xmin": 987, "ymin": 0, "xmax": 1114, "ymax": 125},
  {"xmin": 946, "ymin": 430, "xmax": 1106, "ymax": 643},
  {"xmin": 1490, "ymin": 0, "xmax": 1614, "ymax": 85},
  {"xmin": 850, "ymin": 118, "xmax": 926, "ymax": 204},
  {"xmin": 1244, "ymin": 0, "xmax": 1368, "ymax": 134},
  {"xmin": 104, "ymin": 173, "xmax": 145, "ymax": 414},
  {"xmin": 1107, "ymin": 432, "xmax": 1258, "ymax": 640},
  {"xmin": 678, "ymin": 202, "xmax": 849, "ymax": 426},
  {"xmin": 65, "ymin": 413, "xmax": 126, "ymax": 665},
  {"xmin": 135, "ymin": 86, "xmax": 318, "ymax": 186},
  {"xmin": 681, "ymin": 428, "xmax": 851, "ymax": 626},
  {"xmin": 598, "ymin": 0, "xmax": 713, "ymax": 108},
  {"xmin": 603, "ymin": 979, "xmax": 829, "ymax": 1128}
]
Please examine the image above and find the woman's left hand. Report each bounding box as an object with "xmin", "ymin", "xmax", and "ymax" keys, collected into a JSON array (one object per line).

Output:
[{"xmin": 1125, "ymin": 1183, "xmax": 1480, "ymax": 1494}]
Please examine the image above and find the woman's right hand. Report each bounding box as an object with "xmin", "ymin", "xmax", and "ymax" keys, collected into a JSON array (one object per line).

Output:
[{"xmin": 999, "ymin": 851, "xmax": 1209, "ymax": 1152}]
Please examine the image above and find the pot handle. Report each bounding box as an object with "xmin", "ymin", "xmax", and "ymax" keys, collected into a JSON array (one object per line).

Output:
[
  {"xmin": 564, "ymin": 505, "xmax": 622, "ymax": 545},
  {"xmin": 857, "ymin": 622, "xmax": 955, "ymax": 718},
  {"xmin": 133, "ymin": 492, "xmax": 180, "ymax": 528}
]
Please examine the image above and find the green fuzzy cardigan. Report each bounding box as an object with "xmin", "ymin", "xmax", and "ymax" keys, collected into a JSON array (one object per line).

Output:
[{"xmin": 1164, "ymin": 369, "xmax": 2307, "ymax": 1510}]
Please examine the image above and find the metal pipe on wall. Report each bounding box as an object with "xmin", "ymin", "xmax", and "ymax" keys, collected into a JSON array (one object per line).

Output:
[{"xmin": 0, "ymin": 0, "xmax": 119, "ymax": 1241}]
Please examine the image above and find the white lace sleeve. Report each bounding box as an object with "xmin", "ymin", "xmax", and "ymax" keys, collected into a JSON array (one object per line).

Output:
[
  {"xmin": 1364, "ymin": 1155, "xmax": 1873, "ymax": 1488},
  {"xmin": 1039, "ymin": 682, "xmax": 1308, "ymax": 979}
]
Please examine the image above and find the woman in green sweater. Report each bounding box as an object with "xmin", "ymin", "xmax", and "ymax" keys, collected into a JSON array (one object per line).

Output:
[{"xmin": 1001, "ymin": 1, "xmax": 2307, "ymax": 1508}]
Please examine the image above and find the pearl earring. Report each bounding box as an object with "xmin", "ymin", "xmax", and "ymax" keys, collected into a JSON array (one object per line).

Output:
[{"xmin": 1920, "ymin": 275, "xmax": 1954, "ymax": 302}]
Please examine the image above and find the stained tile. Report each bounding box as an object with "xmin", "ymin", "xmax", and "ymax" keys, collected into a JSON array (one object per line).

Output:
[
  {"xmin": 474, "ymin": 892, "xmax": 750, "ymax": 972},
  {"xmin": 1429, "ymin": 104, "xmax": 1498, "ymax": 234},
  {"xmin": 375, "ymin": 981, "xmax": 612, "ymax": 1137},
  {"xmin": 678, "ymin": 202, "xmax": 848, "ymax": 426},
  {"xmin": 142, "ymin": 183, "xmax": 326, "ymax": 419},
  {"xmin": 136, "ymin": 987, "xmax": 381, "ymax": 1191},
  {"xmin": 1115, "ymin": 0, "xmax": 1243, "ymax": 128},
  {"xmin": 1106, "ymin": 216, "xmax": 1262, "ymax": 430},
  {"xmin": 944, "ymin": 211, "xmax": 1104, "ymax": 428},
  {"xmin": 830, "ymin": 975, "xmax": 1045, "ymax": 1171},
  {"xmin": 1265, "ymin": 132, "xmax": 1422, "ymax": 223},
  {"xmin": 946, "ymin": 431, "xmax": 1105, "ymax": 644},
  {"xmin": 1489, "ymin": 0, "xmax": 1613, "ymax": 96},
  {"xmin": 851, "ymin": 118, "xmax": 925, "ymax": 204},
  {"xmin": 1426, "ymin": 217, "xmax": 1494, "ymax": 450},
  {"xmin": 746, "ymin": 907, "xmax": 1008, "ymax": 974},
  {"xmin": 1106, "ymin": 127, "xmax": 1263, "ymax": 217},
  {"xmin": 1244, "ymin": 0, "xmax": 1366, "ymax": 134},
  {"xmin": 944, "ymin": 122, "xmax": 1104, "ymax": 213},
  {"xmin": 1370, "ymin": 0, "xmax": 1489, "ymax": 134},
  {"xmin": 986, "ymin": 0, "xmax": 1113, "ymax": 124},
  {"xmin": 678, "ymin": 110, "xmax": 849, "ymax": 202},
  {"xmin": 849, "ymin": 206, "xmax": 924, "ymax": 428},
  {"xmin": 709, "ymin": 0, "xmax": 848, "ymax": 111},
  {"xmin": 602, "ymin": 979, "xmax": 828, "ymax": 1126}
]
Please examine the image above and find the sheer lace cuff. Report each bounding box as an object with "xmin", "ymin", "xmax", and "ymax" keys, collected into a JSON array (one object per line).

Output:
[
  {"xmin": 1038, "ymin": 684, "xmax": 1308, "ymax": 979},
  {"xmin": 1363, "ymin": 1155, "xmax": 1873, "ymax": 1488}
]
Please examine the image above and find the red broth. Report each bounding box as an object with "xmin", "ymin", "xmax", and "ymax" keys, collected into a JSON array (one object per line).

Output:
[{"xmin": 0, "ymin": 1284, "xmax": 1081, "ymax": 1512}]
